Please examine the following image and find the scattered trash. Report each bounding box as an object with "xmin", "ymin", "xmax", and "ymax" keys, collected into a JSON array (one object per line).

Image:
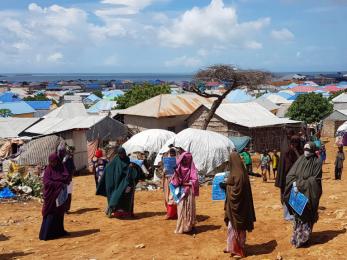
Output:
[{"xmin": 135, "ymin": 243, "xmax": 145, "ymax": 249}]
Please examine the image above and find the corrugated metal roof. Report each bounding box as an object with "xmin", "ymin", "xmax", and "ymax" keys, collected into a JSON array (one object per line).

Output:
[
  {"xmin": 83, "ymin": 94, "xmax": 101, "ymax": 103},
  {"xmin": 276, "ymin": 103, "xmax": 292, "ymax": 118},
  {"xmin": 0, "ymin": 101, "xmax": 36, "ymax": 115},
  {"xmin": 324, "ymin": 110, "xmax": 347, "ymax": 121},
  {"xmin": 265, "ymin": 94, "xmax": 292, "ymax": 105},
  {"xmin": 45, "ymin": 102, "xmax": 87, "ymax": 118},
  {"xmin": 291, "ymin": 86, "xmax": 317, "ymax": 93},
  {"xmin": 0, "ymin": 117, "xmax": 40, "ymax": 138},
  {"xmin": 25, "ymin": 101, "xmax": 52, "ymax": 110},
  {"xmin": 118, "ymin": 94, "xmax": 214, "ymax": 118},
  {"xmin": 332, "ymin": 93, "xmax": 347, "ymax": 103},
  {"xmin": 225, "ymin": 89, "xmax": 255, "ymax": 103},
  {"xmin": 254, "ymin": 97, "xmax": 279, "ymax": 112},
  {"xmin": 203, "ymin": 102, "xmax": 299, "ymax": 128}
]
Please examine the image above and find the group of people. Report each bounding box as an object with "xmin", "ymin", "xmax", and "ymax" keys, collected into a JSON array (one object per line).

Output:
[{"xmin": 38, "ymin": 133, "xmax": 344, "ymax": 259}]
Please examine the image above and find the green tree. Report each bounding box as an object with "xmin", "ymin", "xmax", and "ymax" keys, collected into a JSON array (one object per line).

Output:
[
  {"xmin": 92, "ymin": 90, "xmax": 103, "ymax": 99},
  {"xmin": 286, "ymin": 93, "xmax": 333, "ymax": 124},
  {"xmin": 23, "ymin": 93, "xmax": 50, "ymax": 101},
  {"xmin": 115, "ymin": 84, "xmax": 171, "ymax": 109},
  {"xmin": 0, "ymin": 109, "xmax": 12, "ymax": 117}
]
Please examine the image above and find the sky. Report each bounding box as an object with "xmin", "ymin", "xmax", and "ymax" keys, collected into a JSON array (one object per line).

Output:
[{"xmin": 0, "ymin": 0, "xmax": 346, "ymax": 73}]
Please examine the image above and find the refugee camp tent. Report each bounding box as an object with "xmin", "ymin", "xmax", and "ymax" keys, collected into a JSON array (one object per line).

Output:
[
  {"xmin": 122, "ymin": 129, "xmax": 175, "ymax": 156},
  {"xmin": 154, "ymin": 128, "xmax": 235, "ymax": 176},
  {"xmin": 254, "ymin": 97, "xmax": 279, "ymax": 113},
  {"xmin": 25, "ymin": 103, "xmax": 128, "ymax": 171},
  {"xmin": 187, "ymin": 103, "xmax": 301, "ymax": 152},
  {"xmin": 15, "ymin": 135, "xmax": 64, "ymax": 166},
  {"xmin": 332, "ymin": 93, "xmax": 347, "ymax": 110},
  {"xmin": 264, "ymin": 94, "xmax": 292, "ymax": 105},
  {"xmin": 87, "ymin": 99, "xmax": 118, "ymax": 114}
]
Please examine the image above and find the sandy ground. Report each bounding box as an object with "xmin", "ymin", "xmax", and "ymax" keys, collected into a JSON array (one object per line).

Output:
[{"xmin": 1, "ymin": 139, "xmax": 347, "ymax": 260}]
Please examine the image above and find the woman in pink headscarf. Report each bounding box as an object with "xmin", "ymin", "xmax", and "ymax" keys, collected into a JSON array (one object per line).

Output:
[{"xmin": 170, "ymin": 152, "xmax": 199, "ymax": 234}]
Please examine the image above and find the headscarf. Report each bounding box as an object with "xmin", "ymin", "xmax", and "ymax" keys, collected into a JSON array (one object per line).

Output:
[
  {"xmin": 224, "ymin": 152, "xmax": 256, "ymax": 232},
  {"xmin": 284, "ymin": 142, "xmax": 322, "ymax": 223},
  {"xmin": 275, "ymin": 135, "xmax": 303, "ymax": 201},
  {"xmin": 171, "ymin": 152, "xmax": 199, "ymax": 196},
  {"xmin": 42, "ymin": 153, "xmax": 69, "ymax": 217}
]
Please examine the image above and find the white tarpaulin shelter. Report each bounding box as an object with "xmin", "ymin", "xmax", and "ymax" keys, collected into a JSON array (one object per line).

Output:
[
  {"xmin": 155, "ymin": 128, "xmax": 235, "ymax": 175},
  {"xmin": 122, "ymin": 129, "xmax": 175, "ymax": 155},
  {"xmin": 337, "ymin": 121, "xmax": 347, "ymax": 134}
]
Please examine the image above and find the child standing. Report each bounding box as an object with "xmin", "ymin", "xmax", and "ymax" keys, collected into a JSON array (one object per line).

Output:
[
  {"xmin": 271, "ymin": 150, "xmax": 279, "ymax": 180},
  {"xmin": 259, "ymin": 150, "xmax": 271, "ymax": 182},
  {"xmin": 335, "ymin": 145, "xmax": 345, "ymax": 180}
]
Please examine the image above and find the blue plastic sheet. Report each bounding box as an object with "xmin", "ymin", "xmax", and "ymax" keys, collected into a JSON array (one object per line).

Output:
[
  {"xmin": 212, "ymin": 172, "xmax": 227, "ymax": 201},
  {"xmin": 289, "ymin": 187, "xmax": 308, "ymax": 216},
  {"xmin": 228, "ymin": 136, "xmax": 251, "ymax": 153},
  {"xmin": 0, "ymin": 187, "xmax": 15, "ymax": 199},
  {"xmin": 163, "ymin": 157, "xmax": 176, "ymax": 176}
]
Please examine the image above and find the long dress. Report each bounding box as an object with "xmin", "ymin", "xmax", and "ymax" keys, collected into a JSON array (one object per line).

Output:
[
  {"xmin": 96, "ymin": 155, "xmax": 143, "ymax": 218},
  {"xmin": 170, "ymin": 152, "xmax": 199, "ymax": 234},
  {"xmin": 284, "ymin": 143, "xmax": 322, "ymax": 248},
  {"xmin": 224, "ymin": 152, "xmax": 256, "ymax": 257},
  {"xmin": 39, "ymin": 153, "xmax": 70, "ymax": 240}
]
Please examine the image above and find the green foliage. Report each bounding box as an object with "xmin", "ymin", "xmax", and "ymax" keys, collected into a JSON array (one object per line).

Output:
[
  {"xmin": 286, "ymin": 93, "xmax": 333, "ymax": 124},
  {"xmin": 0, "ymin": 109, "xmax": 12, "ymax": 117},
  {"xmin": 23, "ymin": 93, "xmax": 49, "ymax": 101},
  {"xmin": 92, "ymin": 90, "xmax": 103, "ymax": 98},
  {"xmin": 328, "ymin": 89, "xmax": 347, "ymax": 101},
  {"xmin": 115, "ymin": 84, "xmax": 171, "ymax": 109}
]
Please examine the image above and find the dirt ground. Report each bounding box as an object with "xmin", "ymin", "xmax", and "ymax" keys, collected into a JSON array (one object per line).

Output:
[{"xmin": 1, "ymin": 139, "xmax": 347, "ymax": 260}]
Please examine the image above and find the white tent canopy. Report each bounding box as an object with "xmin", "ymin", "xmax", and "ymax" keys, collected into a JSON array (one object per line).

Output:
[
  {"xmin": 155, "ymin": 128, "xmax": 235, "ymax": 175},
  {"xmin": 122, "ymin": 129, "xmax": 176, "ymax": 155},
  {"xmin": 337, "ymin": 121, "xmax": 347, "ymax": 134}
]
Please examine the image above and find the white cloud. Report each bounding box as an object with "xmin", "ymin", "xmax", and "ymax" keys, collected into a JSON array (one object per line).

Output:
[
  {"xmin": 104, "ymin": 54, "xmax": 119, "ymax": 66},
  {"xmin": 296, "ymin": 51, "xmax": 301, "ymax": 58},
  {"xmin": 98, "ymin": 0, "xmax": 158, "ymax": 15},
  {"xmin": 271, "ymin": 28, "xmax": 295, "ymax": 41},
  {"xmin": 158, "ymin": 0, "xmax": 270, "ymax": 48},
  {"xmin": 165, "ymin": 56, "xmax": 202, "ymax": 68},
  {"xmin": 47, "ymin": 52, "xmax": 63, "ymax": 62},
  {"xmin": 244, "ymin": 41, "xmax": 262, "ymax": 49}
]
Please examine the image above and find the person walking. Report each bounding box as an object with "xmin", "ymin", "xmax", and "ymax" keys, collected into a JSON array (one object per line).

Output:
[
  {"xmin": 223, "ymin": 152, "xmax": 256, "ymax": 258},
  {"xmin": 259, "ymin": 150, "xmax": 271, "ymax": 182},
  {"xmin": 334, "ymin": 144, "xmax": 345, "ymax": 180},
  {"xmin": 284, "ymin": 142, "xmax": 322, "ymax": 248},
  {"xmin": 271, "ymin": 150, "xmax": 279, "ymax": 180}
]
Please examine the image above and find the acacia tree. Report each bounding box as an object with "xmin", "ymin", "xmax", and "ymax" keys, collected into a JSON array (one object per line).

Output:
[{"xmin": 186, "ymin": 65, "xmax": 271, "ymax": 130}]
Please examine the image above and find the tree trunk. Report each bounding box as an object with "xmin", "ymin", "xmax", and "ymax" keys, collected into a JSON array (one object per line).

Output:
[{"xmin": 201, "ymin": 87, "xmax": 234, "ymax": 130}]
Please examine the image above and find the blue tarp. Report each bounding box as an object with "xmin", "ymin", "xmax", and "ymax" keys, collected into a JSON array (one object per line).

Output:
[
  {"xmin": 287, "ymin": 93, "xmax": 301, "ymax": 101},
  {"xmin": 25, "ymin": 100, "xmax": 52, "ymax": 110},
  {"xmin": 277, "ymin": 92, "xmax": 294, "ymax": 99},
  {"xmin": 0, "ymin": 101, "xmax": 36, "ymax": 115},
  {"xmin": 229, "ymin": 136, "xmax": 251, "ymax": 153},
  {"xmin": 0, "ymin": 92, "xmax": 22, "ymax": 102},
  {"xmin": 0, "ymin": 187, "xmax": 15, "ymax": 199},
  {"xmin": 226, "ymin": 89, "xmax": 255, "ymax": 103}
]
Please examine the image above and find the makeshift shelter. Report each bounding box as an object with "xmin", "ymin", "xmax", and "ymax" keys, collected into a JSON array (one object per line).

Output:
[
  {"xmin": 24, "ymin": 103, "xmax": 128, "ymax": 171},
  {"xmin": 122, "ymin": 129, "xmax": 175, "ymax": 156},
  {"xmin": 154, "ymin": 128, "xmax": 235, "ymax": 176},
  {"xmin": 276, "ymin": 103, "xmax": 292, "ymax": 118},
  {"xmin": 229, "ymin": 136, "xmax": 251, "ymax": 153},
  {"xmin": 25, "ymin": 101, "xmax": 53, "ymax": 117},
  {"xmin": 254, "ymin": 97, "xmax": 279, "ymax": 114},
  {"xmin": 115, "ymin": 94, "xmax": 214, "ymax": 133},
  {"xmin": 321, "ymin": 110, "xmax": 347, "ymax": 137},
  {"xmin": 83, "ymin": 94, "xmax": 101, "ymax": 106},
  {"xmin": 87, "ymin": 99, "xmax": 118, "ymax": 114},
  {"xmin": 225, "ymin": 89, "xmax": 255, "ymax": 103},
  {"xmin": 187, "ymin": 103, "xmax": 301, "ymax": 152},
  {"xmin": 0, "ymin": 118, "xmax": 40, "ymax": 139},
  {"xmin": 264, "ymin": 94, "xmax": 292, "ymax": 105},
  {"xmin": 15, "ymin": 135, "xmax": 64, "ymax": 166},
  {"xmin": 0, "ymin": 91, "xmax": 22, "ymax": 102},
  {"xmin": 0, "ymin": 101, "xmax": 36, "ymax": 118},
  {"xmin": 332, "ymin": 93, "xmax": 347, "ymax": 110}
]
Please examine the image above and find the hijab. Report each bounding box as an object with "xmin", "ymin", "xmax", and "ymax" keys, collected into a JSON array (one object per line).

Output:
[
  {"xmin": 284, "ymin": 142, "xmax": 322, "ymax": 223},
  {"xmin": 224, "ymin": 152, "xmax": 256, "ymax": 231},
  {"xmin": 171, "ymin": 152, "xmax": 199, "ymax": 196},
  {"xmin": 42, "ymin": 153, "xmax": 69, "ymax": 216}
]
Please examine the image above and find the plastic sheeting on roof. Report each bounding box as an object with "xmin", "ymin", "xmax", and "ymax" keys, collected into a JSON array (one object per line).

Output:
[
  {"xmin": 154, "ymin": 128, "xmax": 235, "ymax": 175},
  {"xmin": 228, "ymin": 136, "xmax": 251, "ymax": 153},
  {"xmin": 265, "ymin": 94, "xmax": 292, "ymax": 105},
  {"xmin": 277, "ymin": 91, "xmax": 295, "ymax": 99},
  {"xmin": 122, "ymin": 129, "xmax": 175, "ymax": 156},
  {"xmin": 332, "ymin": 93, "xmax": 347, "ymax": 103},
  {"xmin": 0, "ymin": 92, "xmax": 22, "ymax": 102},
  {"xmin": 25, "ymin": 101, "xmax": 52, "ymax": 110},
  {"xmin": 226, "ymin": 89, "xmax": 255, "ymax": 103},
  {"xmin": 87, "ymin": 100, "xmax": 118, "ymax": 113},
  {"xmin": 254, "ymin": 97, "xmax": 279, "ymax": 112}
]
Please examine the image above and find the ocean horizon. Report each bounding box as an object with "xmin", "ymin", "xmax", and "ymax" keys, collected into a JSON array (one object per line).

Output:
[{"xmin": 0, "ymin": 71, "xmax": 346, "ymax": 83}]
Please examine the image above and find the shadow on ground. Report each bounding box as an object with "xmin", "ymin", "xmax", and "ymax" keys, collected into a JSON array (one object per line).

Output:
[{"xmin": 246, "ymin": 239, "xmax": 278, "ymax": 256}]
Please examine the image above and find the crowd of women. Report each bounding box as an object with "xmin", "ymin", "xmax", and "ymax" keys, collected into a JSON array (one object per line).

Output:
[{"xmin": 37, "ymin": 132, "xmax": 344, "ymax": 258}]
